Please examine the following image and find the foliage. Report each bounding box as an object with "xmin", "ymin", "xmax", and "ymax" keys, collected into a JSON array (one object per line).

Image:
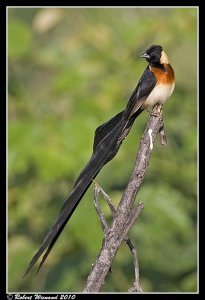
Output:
[{"xmin": 8, "ymin": 7, "xmax": 197, "ymax": 292}]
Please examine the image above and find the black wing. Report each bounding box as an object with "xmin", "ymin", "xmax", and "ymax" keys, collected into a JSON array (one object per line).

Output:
[{"xmin": 124, "ymin": 66, "xmax": 157, "ymax": 119}]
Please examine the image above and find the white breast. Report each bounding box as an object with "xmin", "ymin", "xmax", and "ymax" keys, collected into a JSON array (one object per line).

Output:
[{"xmin": 143, "ymin": 82, "xmax": 175, "ymax": 108}]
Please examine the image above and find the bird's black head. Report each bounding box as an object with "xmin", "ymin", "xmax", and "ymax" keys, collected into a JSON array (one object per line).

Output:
[{"xmin": 141, "ymin": 44, "xmax": 164, "ymax": 64}]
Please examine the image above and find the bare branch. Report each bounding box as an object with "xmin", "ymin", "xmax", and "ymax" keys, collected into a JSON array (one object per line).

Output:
[
  {"xmin": 83, "ymin": 104, "xmax": 165, "ymax": 292},
  {"xmin": 159, "ymin": 123, "xmax": 168, "ymax": 145},
  {"xmin": 93, "ymin": 181, "xmax": 116, "ymax": 218},
  {"xmin": 93, "ymin": 181, "xmax": 143, "ymax": 291},
  {"xmin": 125, "ymin": 238, "xmax": 143, "ymax": 293},
  {"xmin": 93, "ymin": 183, "xmax": 109, "ymax": 233}
]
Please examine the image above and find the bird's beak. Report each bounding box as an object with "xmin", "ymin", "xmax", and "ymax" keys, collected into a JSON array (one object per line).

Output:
[{"xmin": 141, "ymin": 53, "xmax": 150, "ymax": 59}]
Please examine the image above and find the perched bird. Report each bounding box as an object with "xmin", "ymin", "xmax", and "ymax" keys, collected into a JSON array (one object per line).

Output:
[{"xmin": 24, "ymin": 44, "xmax": 175, "ymax": 276}]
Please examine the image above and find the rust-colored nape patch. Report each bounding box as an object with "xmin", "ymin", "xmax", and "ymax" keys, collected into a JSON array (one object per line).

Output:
[{"xmin": 151, "ymin": 64, "xmax": 175, "ymax": 85}]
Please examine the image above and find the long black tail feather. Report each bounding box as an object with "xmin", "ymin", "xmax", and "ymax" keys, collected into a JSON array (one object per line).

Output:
[{"xmin": 24, "ymin": 106, "xmax": 143, "ymax": 277}]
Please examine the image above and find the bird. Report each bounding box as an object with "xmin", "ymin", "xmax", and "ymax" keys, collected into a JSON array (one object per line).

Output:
[{"xmin": 24, "ymin": 44, "xmax": 175, "ymax": 277}]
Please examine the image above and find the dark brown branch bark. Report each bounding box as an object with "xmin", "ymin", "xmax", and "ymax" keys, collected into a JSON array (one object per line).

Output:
[{"xmin": 83, "ymin": 104, "xmax": 165, "ymax": 293}]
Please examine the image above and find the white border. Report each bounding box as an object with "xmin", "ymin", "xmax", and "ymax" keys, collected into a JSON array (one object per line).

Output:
[{"xmin": 6, "ymin": 5, "xmax": 199, "ymax": 294}]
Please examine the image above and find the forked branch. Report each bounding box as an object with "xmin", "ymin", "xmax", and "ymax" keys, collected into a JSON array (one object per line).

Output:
[{"xmin": 83, "ymin": 104, "xmax": 166, "ymax": 292}]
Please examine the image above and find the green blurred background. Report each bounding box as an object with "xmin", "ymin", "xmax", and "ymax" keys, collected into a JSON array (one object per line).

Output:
[{"xmin": 8, "ymin": 7, "xmax": 197, "ymax": 292}]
